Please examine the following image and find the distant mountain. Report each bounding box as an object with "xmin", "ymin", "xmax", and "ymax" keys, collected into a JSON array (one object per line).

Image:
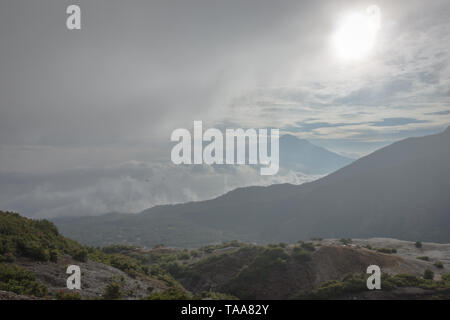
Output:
[
  {"xmin": 279, "ymin": 134, "xmax": 353, "ymax": 174},
  {"xmin": 54, "ymin": 127, "xmax": 450, "ymax": 247}
]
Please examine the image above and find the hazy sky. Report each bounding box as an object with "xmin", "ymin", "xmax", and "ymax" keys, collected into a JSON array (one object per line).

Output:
[{"xmin": 1, "ymin": 0, "xmax": 449, "ymax": 217}]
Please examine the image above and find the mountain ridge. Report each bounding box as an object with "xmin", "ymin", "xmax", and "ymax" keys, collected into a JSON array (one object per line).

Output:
[
  {"xmin": 279, "ymin": 134, "xmax": 353, "ymax": 174},
  {"xmin": 54, "ymin": 127, "xmax": 450, "ymax": 247}
]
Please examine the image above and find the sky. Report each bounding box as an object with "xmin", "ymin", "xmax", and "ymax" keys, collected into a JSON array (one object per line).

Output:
[{"xmin": 0, "ymin": 0, "xmax": 449, "ymax": 217}]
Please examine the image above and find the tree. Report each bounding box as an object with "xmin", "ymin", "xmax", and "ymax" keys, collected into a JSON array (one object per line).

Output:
[{"xmin": 415, "ymin": 241, "xmax": 422, "ymax": 249}]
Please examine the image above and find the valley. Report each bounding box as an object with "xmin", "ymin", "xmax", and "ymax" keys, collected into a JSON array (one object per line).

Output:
[
  {"xmin": 2, "ymin": 211, "xmax": 450, "ymax": 300},
  {"xmin": 54, "ymin": 127, "xmax": 450, "ymax": 248}
]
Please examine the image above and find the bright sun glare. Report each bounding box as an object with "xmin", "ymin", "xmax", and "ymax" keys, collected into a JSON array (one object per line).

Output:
[{"xmin": 333, "ymin": 5, "xmax": 381, "ymax": 60}]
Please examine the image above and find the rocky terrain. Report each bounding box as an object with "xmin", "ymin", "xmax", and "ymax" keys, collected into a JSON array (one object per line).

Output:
[
  {"xmin": 322, "ymin": 238, "xmax": 450, "ymax": 274},
  {"xmin": 0, "ymin": 210, "xmax": 186, "ymax": 300},
  {"xmin": 2, "ymin": 211, "xmax": 450, "ymax": 300},
  {"xmin": 168, "ymin": 239, "xmax": 450, "ymax": 299},
  {"xmin": 16, "ymin": 255, "xmax": 168, "ymax": 299}
]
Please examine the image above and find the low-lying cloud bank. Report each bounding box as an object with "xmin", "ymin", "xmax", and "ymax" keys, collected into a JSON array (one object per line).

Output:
[{"xmin": 0, "ymin": 161, "xmax": 319, "ymax": 218}]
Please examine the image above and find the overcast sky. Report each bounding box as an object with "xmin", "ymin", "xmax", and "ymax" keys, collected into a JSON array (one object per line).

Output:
[{"xmin": 1, "ymin": 0, "xmax": 449, "ymax": 217}]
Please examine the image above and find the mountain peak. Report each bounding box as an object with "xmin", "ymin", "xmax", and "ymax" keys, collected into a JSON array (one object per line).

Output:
[
  {"xmin": 281, "ymin": 134, "xmax": 308, "ymax": 142},
  {"xmin": 278, "ymin": 134, "xmax": 352, "ymax": 175}
]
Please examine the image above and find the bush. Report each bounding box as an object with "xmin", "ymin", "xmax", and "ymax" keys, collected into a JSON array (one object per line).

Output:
[
  {"xmin": 144, "ymin": 288, "xmax": 190, "ymax": 300},
  {"xmin": 103, "ymin": 281, "xmax": 124, "ymax": 300},
  {"xmin": 49, "ymin": 249, "xmax": 59, "ymax": 263},
  {"xmin": 415, "ymin": 241, "xmax": 422, "ymax": 249},
  {"xmin": 17, "ymin": 241, "xmax": 50, "ymax": 261},
  {"xmin": 339, "ymin": 238, "xmax": 352, "ymax": 245},
  {"xmin": 0, "ymin": 211, "xmax": 85, "ymax": 262},
  {"xmin": 434, "ymin": 261, "xmax": 444, "ymax": 269},
  {"xmin": 55, "ymin": 290, "xmax": 82, "ymax": 300},
  {"xmin": 417, "ymin": 256, "xmax": 430, "ymax": 261},
  {"xmin": 108, "ymin": 254, "xmax": 142, "ymax": 278},
  {"xmin": 376, "ymin": 248, "xmax": 397, "ymax": 254},
  {"xmin": 292, "ymin": 246, "xmax": 311, "ymax": 262},
  {"xmin": 101, "ymin": 244, "xmax": 138, "ymax": 254},
  {"xmin": 0, "ymin": 264, "xmax": 48, "ymax": 297},
  {"xmin": 0, "ymin": 253, "xmax": 15, "ymax": 263},
  {"xmin": 297, "ymin": 273, "xmax": 367, "ymax": 300},
  {"xmin": 193, "ymin": 291, "xmax": 238, "ymax": 300},
  {"xmin": 178, "ymin": 251, "xmax": 190, "ymax": 260},
  {"xmin": 72, "ymin": 249, "xmax": 88, "ymax": 262},
  {"xmin": 300, "ymin": 242, "xmax": 316, "ymax": 252},
  {"xmin": 423, "ymin": 269, "xmax": 434, "ymax": 280}
]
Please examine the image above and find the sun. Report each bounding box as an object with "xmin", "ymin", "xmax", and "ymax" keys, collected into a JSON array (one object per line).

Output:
[{"xmin": 333, "ymin": 5, "xmax": 381, "ymax": 60}]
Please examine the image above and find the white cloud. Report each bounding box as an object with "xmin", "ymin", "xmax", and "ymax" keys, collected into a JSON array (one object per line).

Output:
[{"xmin": 0, "ymin": 161, "xmax": 318, "ymax": 218}]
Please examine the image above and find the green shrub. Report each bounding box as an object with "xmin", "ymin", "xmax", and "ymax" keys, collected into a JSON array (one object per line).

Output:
[
  {"xmin": 423, "ymin": 269, "xmax": 434, "ymax": 280},
  {"xmin": 101, "ymin": 244, "xmax": 138, "ymax": 254},
  {"xmin": 0, "ymin": 211, "xmax": 85, "ymax": 262},
  {"xmin": 0, "ymin": 211, "xmax": 190, "ymax": 298},
  {"xmin": 108, "ymin": 254, "xmax": 142, "ymax": 278},
  {"xmin": 178, "ymin": 251, "xmax": 191, "ymax": 260},
  {"xmin": 190, "ymin": 250, "xmax": 201, "ymax": 258},
  {"xmin": 292, "ymin": 246, "xmax": 311, "ymax": 262},
  {"xmin": 0, "ymin": 253, "xmax": 15, "ymax": 263},
  {"xmin": 163, "ymin": 262, "xmax": 185, "ymax": 278},
  {"xmin": 417, "ymin": 256, "xmax": 430, "ymax": 261},
  {"xmin": 300, "ymin": 242, "xmax": 316, "ymax": 252},
  {"xmin": 49, "ymin": 249, "xmax": 59, "ymax": 263},
  {"xmin": 296, "ymin": 271, "xmax": 450, "ymax": 300},
  {"xmin": 144, "ymin": 288, "xmax": 190, "ymax": 300},
  {"xmin": 297, "ymin": 273, "xmax": 367, "ymax": 300},
  {"xmin": 17, "ymin": 241, "xmax": 50, "ymax": 261},
  {"xmin": 193, "ymin": 291, "xmax": 238, "ymax": 300},
  {"xmin": 376, "ymin": 248, "xmax": 397, "ymax": 254},
  {"xmin": 55, "ymin": 290, "xmax": 82, "ymax": 300},
  {"xmin": 103, "ymin": 281, "xmax": 124, "ymax": 300},
  {"xmin": 72, "ymin": 249, "xmax": 88, "ymax": 262},
  {"xmin": 434, "ymin": 261, "xmax": 444, "ymax": 269},
  {"xmin": 0, "ymin": 264, "xmax": 48, "ymax": 297},
  {"xmin": 415, "ymin": 241, "xmax": 422, "ymax": 248}
]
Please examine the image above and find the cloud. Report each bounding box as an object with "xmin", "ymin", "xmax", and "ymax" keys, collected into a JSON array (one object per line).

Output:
[
  {"xmin": 1, "ymin": 0, "xmax": 450, "ymax": 160},
  {"xmin": 370, "ymin": 118, "xmax": 428, "ymax": 127},
  {"xmin": 425, "ymin": 110, "xmax": 450, "ymax": 116},
  {"xmin": 0, "ymin": 161, "xmax": 318, "ymax": 218},
  {"xmin": 1, "ymin": 0, "xmax": 450, "ymax": 216}
]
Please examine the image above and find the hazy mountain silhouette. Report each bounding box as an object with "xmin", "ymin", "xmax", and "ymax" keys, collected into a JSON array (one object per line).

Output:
[
  {"xmin": 54, "ymin": 127, "xmax": 450, "ymax": 247},
  {"xmin": 218, "ymin": 134, "xmax": 352, "ymax": 174},
  {"xmin": 279, "ymin": 134, "xmax": 353, "ymax": 174}
]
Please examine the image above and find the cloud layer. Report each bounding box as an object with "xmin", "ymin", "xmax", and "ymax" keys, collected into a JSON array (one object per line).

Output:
[
  {"xmin": 1, "ymin": 0, "xmax": 449, "ymax": 216},
  {"xmin": 0, "ymin": 161, "xmax": 317, "ymax": 218}
]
